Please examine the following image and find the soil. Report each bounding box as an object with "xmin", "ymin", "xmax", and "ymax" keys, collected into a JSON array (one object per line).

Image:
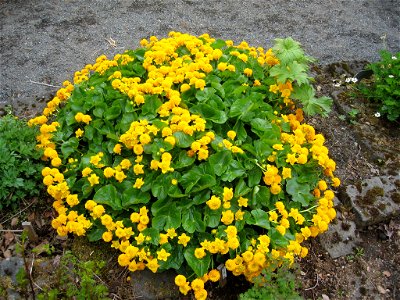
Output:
[{"xmin": 1, "ymin": 1, "xmax": 400, "ymax": 299}]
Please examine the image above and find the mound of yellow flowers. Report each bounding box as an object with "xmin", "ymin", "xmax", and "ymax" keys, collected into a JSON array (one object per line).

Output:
[{"xmin": 29, "ymin": 32, "xmax": 339, "ymax": 299}]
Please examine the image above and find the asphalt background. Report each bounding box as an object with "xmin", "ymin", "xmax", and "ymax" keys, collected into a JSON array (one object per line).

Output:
[{"xmin": 0, "ymin": 0, "xmax": 399, "ymax": 115}]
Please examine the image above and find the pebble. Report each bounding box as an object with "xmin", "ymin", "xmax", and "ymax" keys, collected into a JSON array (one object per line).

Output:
[{"xmin": 383, "ymin": 271, "xmax": 391, "ymax": 277}]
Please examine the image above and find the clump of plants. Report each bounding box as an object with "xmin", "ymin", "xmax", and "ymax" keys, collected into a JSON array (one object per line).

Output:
[
  {"xmin": 239, "ymin": 261, "xmax": 303, "ymax": 300},
  {"xmin": 359, "ymin": 50, "xmax": 400, "ymax": 121},
  {"xmin": 29, "ymin": 32, "xmax": 339, "ymax": 299},
  {"xmin": 0, "ymin": 108, "xmax": 44, "ymax": 210}
]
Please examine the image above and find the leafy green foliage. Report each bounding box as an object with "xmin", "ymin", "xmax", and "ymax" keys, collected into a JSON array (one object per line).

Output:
[
  {"xmin": 239, "ymin": 262, "xmax": 303, "ymax": 300},
  {"xmin": 37, "ymin": 251, "xmax": 109, "ymax": 300},
  {"xmin": 0, "ymin": 110, "xmax": 44, "ymax": 209},
  {"xmin": 30, "ymin": 33, "xmax": 339, "ymax": 297},
  {"xmin": 359, "ymin": 50, "xmax": 400, "ymax": 121}
]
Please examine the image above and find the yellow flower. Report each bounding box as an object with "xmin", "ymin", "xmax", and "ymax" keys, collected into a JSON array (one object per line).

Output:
[
  {"xmin": 115, "ymin": 171, "xmax": 127, "ymax": 183},
  {"xmin": 164, "ymin": 136, "xmax": 176, "ymax": 146},
  {"xmin": 227, "ymin": 130, "xmax": 236, "ymax": 140},
  {"xmin": 206, "ymin": 195, "xmax": 221, "ymax": 210},
  {"xmin": 270, "ymin": 184, "xmax": 281, "ymax": 195},
  {"xmin": 225, "ymin": 225, "xmax": 237, "ymax": 238},
  {"xmin": 243, "ymin": 68, "xmax": 253, "ymax": 77},
  {"xmin": 51, "ymin": 157, "xmax": 62, "ymax": 167},
  {"xmin": 175, "ymin": 274, "xmax": 187, "ymax": 287},
  {"xmin": 197, "ymin": 148, "xmax": 209, "ymax": 160},
  {"xmin": 85, "ymin": 200, "xmax": 97, "ymax": 211},
  {"xmin": 194, "ymin": 289, "xmax": 207, "ymax": 300},
  {"xmin": 223, "ymin": 187, "xmax": 234, "ymax": 201},
  {"xmin": 103, "ymin": 167, "xmax": 115, "ymax": 178},
  {"xmin": 88, "ymin": 174, "xmax": 100, "ymax": 186},
  {"xmin": 179, "ymin": 282, "xmax": 191, "ymax": 295},
  {"xmin": 82, "ymin": 167, "xmax": 92, "ymax": 177},
  {"xmin": 133, "ymin": 178, "xmax": 144, "ymax": 189},
  {"xmin": 113, "ymin": 143, "xmax": 122, "ymax": 154},
  {"xmin": 221, "ymin": 210, "xmax": 234, "ymax": 225},
  {"xmin": 146, "ymin": 258, "xmax": 159, "ymax": 273},
  {"xmin": 276, "ymin": 225, "xmax": 286, "ymax": 235},
  {"xmin": 286, "ymin": 153, "xmax": 297, "ymax": 165},
  {"xmin": 194, "ymin": 248, "xmax": 206, "ymax": 259},
  {"xmin": 130, "ymin": 212, "xmax": 140, "ymax": 223},
  {"xmin": 282, "ymin": 167, "xmax": 292, "ymax": 179},
  {"xmin": 332, "ymin": 177, "xmax": 341, "ymax": 187},
  {"xmin": 238, "ymin": 196, "xmax": 248, "ymax": 207},
  {"xmin": 191, "ymin": 278, "xmax": 204, "ymax": 291},
  {"xmin": 66, "ymin": 194, "xmax": 79, "ymax": 207},
  {"xmin": 157, "ymin": 249, "xmax": 171, "ymax": 261},
  {"xmin": 133, "ymin": 164, "xmax": 144, "ymax": 175},
  {"xmin": 178, "ymin": 233, "xmax": 191, "ymax": 247},
  {"xmin": 75, "ymin": 128, "xmax": 84, "ymax": 138},
  {"xmin": 102, "ymin": 231, "xmax": 113, "ymax": 242},
  {"xmin": 166, "ymin": 228, "xmax": 177, "ymax": 239},
  {"xmin": 242, "ymin": 250, "xmax": 254, "ymax": 263},
  {"xmin": 92, "ymin": 205, "xmax": 105, "ymax": 218}
]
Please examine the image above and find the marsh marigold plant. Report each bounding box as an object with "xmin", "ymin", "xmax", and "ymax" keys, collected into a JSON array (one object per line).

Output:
[{"xmin": 29, "ymin": 32, "xmax": 339, "ymax": 299}]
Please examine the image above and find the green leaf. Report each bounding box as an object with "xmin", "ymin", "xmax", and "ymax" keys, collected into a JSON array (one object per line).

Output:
[
  {"xmin": 292, "ymin": 85, "xmax": 332, "ymax": 116},
  {"xmin": 234, "ymin": 178, "xmax": 251, "ymax": 197},
  {"xmin": 190, "ymin": 174, "xmax": 216, "ymax": 194},
  {"xmin": 250, "ymin": 186, "xmax": 271, "ymax": 208},
  {"xmin": 250, "ymin": 118, "xmax": 272, "ymax": 137},
  {"xmin": 159, "ymin": 247, "xmax": 184, "ymax": 271},
  {"xmin": 61, "ymin": 138, "xmax": 79, "ymax": 159},
  {"xmin": 204, "ymin": 207, "xmax": 221, "ymax": 228},
  {"xmin": 174, "ymin": 151, "xmax": 196, "ymax": 169},
  {"xmin": 220, "ymin": 160, "xmax": 246, "ymax": 182},
  {"xmin": 151, "ymin": 203, "xmax": 181, "ymax": 230},
  {"xmin": 182, "ymin": 207, "xmax": 205, "ymax": 233},
  {"xmin": 247, "ymin": 209, "xmax": 270, "ymax": 229},
  {"xmin": 184, "ymin": 247, "xmax": 211, "ymax": 277},
  {"xmin": 208, "ymin": 150, "xmax": 232, "ymax": 176},
  {"xmin": 190, "ymin": 103, "xmax": 227, "ymax": 124},
  {"xmin": 173, "ymin": 131, "xmax": 195, "ymax": 148},
  {"xmin": 286, "ymin": 178, "xmax": 314, "ymax": 206},
  {"xmin": 105, "ymin": 106, "xmax": 122, "ymax": 120},
  {"xmin": 122, "ymin": 187, "xmax": 151, "ymax": 208},
  {"xmin": 229, "ymin": 97, "xmax": 252, "ymax": 118},
  {"xmin": 195, "ymin": 87, "xmax": 216, "ymax": 102},
  {"xmin": 142, "ymin": 95, "xmax": 162, "ymax": 117},
  {"xmin": 93, "ymin": 184, "xmax": 122, "ymax": 210},
  {"xmin": 151, "ymin": 179, "xmax": 169, "ymax": 201},
  {"xmin": 87, "ymin": 227, "xmax": 106, "ymax": 242},
  {"xmin": 248, "ymin": 167, "xmax": 262, "ymax": 187},
  {"xmin": 210, "ymin": 39, "xmax": 226, "ymax": 49}
]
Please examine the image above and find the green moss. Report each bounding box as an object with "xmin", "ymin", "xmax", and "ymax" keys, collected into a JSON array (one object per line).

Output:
[
  {"xmin": 363, "ymin": 186, "xmax": 384, "ymax": 205},
  {"xmin": 391, "ymin": 192, "xmax": 400, "ymax": 204}
]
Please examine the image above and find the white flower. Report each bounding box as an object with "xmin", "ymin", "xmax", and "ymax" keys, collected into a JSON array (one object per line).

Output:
[
  {"xmin": 333, "ymin": 83, "xmax": 341, "ymax": 87},
  {"xmin": 392, "ymin": 56, "xmax": 397, "ymax": 60},
  {"xmin": 374, "ymin": 112, "xmax": 381, "ymax": 118},
  {"xmin": 388, "ymin": 75, "xmax": 394, "ymax": 78},
  {"xmin": 345, "ymin": 77, "xmax": 358, "ymax": 83}
]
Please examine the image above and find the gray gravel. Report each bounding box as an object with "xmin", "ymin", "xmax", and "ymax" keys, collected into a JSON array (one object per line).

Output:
[{"xmin": 1, "ymin": 0, "xmax": 399, "ymax": 115}]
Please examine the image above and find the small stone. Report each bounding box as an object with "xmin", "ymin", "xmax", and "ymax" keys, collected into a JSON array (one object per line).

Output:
[
  {"xmin": 11, "ymin": 217, "xmax": 19, "ymax": 227},
  {"xmin": 383, "ymin": 271, "xmax": 391, "ymax": 277},
  {"xmin": 322, "ymin": 294, "xmax": 330, "ymax": 300},
  {"xmin": 377, "ymin": 285, "xmax": 386, "ymax": 294},
  {"xmin": 300, "ymin": 271, "xmax": 306, "ymax": 276},
  {"xmin": 3, "ymin": 250, "xmax": 12, "ymax": 258}
]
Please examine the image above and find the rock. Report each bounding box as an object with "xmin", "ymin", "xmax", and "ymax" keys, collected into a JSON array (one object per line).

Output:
[
  {"xmin": 340, "ymin": 174, "xmax": 400, "ymax": 227},
  {"xmin": 319, "ymin": 211, "xmax": 361, "ymax": 259},
  {"xmin": 0, "ymin": 257, "xmax": 24, "ymax": 284},
  {"xmin": 130, "ymin": 269, "xmax": 180, "ymax": 300}
]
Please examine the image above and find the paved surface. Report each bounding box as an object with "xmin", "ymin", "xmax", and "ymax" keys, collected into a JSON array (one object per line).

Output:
[{"xmin": 0, "ymin": 0, "xmax": 399, "ymax": 115}]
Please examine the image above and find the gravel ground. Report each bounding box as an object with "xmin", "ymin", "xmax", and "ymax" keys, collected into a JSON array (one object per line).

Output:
[{"xmin": 0, "ymin": 0, "xmax": 399, "ymax": 116}]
